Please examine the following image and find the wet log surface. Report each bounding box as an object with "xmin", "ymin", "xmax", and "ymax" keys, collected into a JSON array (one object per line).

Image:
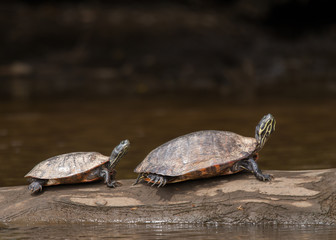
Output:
[{"xmin": 1, "ymin": 169, "xmax": 336, "ymax": 225}]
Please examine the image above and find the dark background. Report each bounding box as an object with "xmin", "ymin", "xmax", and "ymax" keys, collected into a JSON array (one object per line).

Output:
[
  {"xmin": 0, "ymin": 0, "xmax": 336, "ymax": 189},
  {"xmin": 1, "ymin": 0, "xmax": 336, "ymax": 100}
]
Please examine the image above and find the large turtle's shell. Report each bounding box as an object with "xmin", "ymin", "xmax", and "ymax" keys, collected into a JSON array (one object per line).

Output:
[
  {"xmin": 25, "ymin": 152, "xmax": 109, "ymax": 181},
  {"xmin": 134, "ymin": 130, "xmax": 257, "ymax": 177}
]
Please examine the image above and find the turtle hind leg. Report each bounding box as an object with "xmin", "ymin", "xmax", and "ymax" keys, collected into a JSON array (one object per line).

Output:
[
  {"xmin": 133, "ymin": 173, "xmax": 171, "ymax": 187},
  {"xmin": 28, "ymin": 179, "xmax": 47, "ymax": 194},
  {"xmin": 157, "ymin": 177, "xmax": 167, "ymax": 187},
  {"xmin": 237, "ymin": 158, "xmax": 273, "ymax": 181},
  {"xmin": 147, "ymin": 173, "xmax": 170, "ymax": 187}
]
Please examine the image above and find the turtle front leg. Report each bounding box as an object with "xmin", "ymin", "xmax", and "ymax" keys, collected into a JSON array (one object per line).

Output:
[
  {"xmin": 236, "ymin": 158, "xmax": 273, "ymax": 181},
  {"xmin": 100, "ymin": 168, "xmax": 119, "ymax": 188},
  {"xmin": 28, "ymin": 178, "xmax": 47, "ymax": 194}
]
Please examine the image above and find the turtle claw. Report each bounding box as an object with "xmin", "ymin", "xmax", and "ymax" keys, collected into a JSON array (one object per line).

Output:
[
  {"xmin": 157, "ymin": 176, "xmax": 165, "ymax": 187},
  {"xmin": 107, "ymin": 180, "xmax": 122, "ymax": 188},
  {"xmin": 162, "ymin": 178, "xmax": 167, "ymax": 187},
  {"xmin": 157, "ymin": 179, "xmax": 164, "ymax": 188},
  {"xmin": 237, "ymin": 158, "xmax": 274, "ymax": 182},
  {"xmin": 157, "ymin": 176, "xmax": 168, "ymax": 187},
  {"xmin": 147, "ymin": 174, "xmax": 167, "ymax": 187},
  {"xmin": 151, "ymin": 176, "xmax": 160, "ymax": 187},
  {"xmin": 261, "ymin": 174, "xmax": 273, "ymax": 182},
  {"xmin": 254, "ymin": 171, "xmax": 274, "ymax": 182}
]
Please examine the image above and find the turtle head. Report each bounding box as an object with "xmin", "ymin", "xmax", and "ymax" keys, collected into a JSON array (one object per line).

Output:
[
  {"xmin": 255, "ymin": 114, "xmax": 276, "ymax": 151},
  {"xmin": 109, "ymin": 139, "xmax": 130, "ymax": 169}
]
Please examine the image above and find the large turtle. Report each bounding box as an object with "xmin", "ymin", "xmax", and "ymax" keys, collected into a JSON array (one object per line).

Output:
[
  {"xmin": 134, "ymin": 114, "xmax": 275, "ymax": 187},
  {"xmin": 25, "ymin": 139, "xmax": 130, "ymax": 193}
]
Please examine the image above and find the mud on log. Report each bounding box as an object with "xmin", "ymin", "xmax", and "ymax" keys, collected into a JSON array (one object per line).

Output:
[{"xmin": 1, "ymin": 169, "xmax": 336, "ymax": 225}]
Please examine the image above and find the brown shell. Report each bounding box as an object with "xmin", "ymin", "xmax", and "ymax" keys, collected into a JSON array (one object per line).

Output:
[
  {"xmin": 25, "ymin": 152, "xmax": 109, "ymax": 183},
  {"xmin": 134, "ymin": 130, "xmax": 257, "ymax": 177}
]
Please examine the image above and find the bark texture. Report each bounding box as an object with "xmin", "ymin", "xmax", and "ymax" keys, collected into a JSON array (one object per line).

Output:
[{"xmin": 1, "ymin": 169, "xmax": 336, "ymax": 225}]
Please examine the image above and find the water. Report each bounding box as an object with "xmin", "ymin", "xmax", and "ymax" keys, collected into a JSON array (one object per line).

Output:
[
  {"xmin": 1, "ymin": 223, "xmax": 336, "ymax": 239},
  {"xmin": 0, "ymin": 95, "xmax": 336, "ymax": 239}
]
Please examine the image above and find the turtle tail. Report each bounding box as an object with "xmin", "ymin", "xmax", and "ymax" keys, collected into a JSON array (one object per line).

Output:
[{"xmin": 133, "ymin": 173, "xmax": 144, "ymax": 185}]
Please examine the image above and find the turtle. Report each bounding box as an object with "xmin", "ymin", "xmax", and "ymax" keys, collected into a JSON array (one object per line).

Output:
[
  {"xmin": 134, "ymin": 114, "xmax": 275, "ymax": 187},
  {"xmin": 25, "ymin": 139, "xmax": 130, "ymax": 193}
]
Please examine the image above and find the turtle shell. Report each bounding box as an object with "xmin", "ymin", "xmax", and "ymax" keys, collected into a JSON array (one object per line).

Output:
[
  {"xmin": 134, "ymin": 130, "xmax": 258, "ymax": 180},
  {"xmin": 25, "ymin": 152, "xmax": 109, "ymax": 186}
]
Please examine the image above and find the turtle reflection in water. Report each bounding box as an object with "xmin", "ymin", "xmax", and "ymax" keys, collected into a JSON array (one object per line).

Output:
[
  {"xmin": 25, "ymin": 140, "xmax": 130, "ymax": 193},
  {"xmin": 134, "ymin": 114, "xmax": 275, "ymax": 187}
]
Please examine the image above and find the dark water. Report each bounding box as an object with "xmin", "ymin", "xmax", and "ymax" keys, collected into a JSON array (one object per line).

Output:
[{"xmin": 1, "ymin": 95, "xmax": 336, "ymax": 239}]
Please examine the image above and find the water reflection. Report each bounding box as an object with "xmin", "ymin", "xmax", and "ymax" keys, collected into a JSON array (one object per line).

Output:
[
  {"xmin": 1, "ymin": 223, "xmax": 336, "ymax": 240},
  {"xmin": 0, "ymin": 96, "xmax": 335, "ymax": 187}
]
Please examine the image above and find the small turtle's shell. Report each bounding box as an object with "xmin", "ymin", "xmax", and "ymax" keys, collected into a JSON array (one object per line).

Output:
[
  {"xmin": 135, "ymin": 131, "xmax": 257, "ymax": 179},
  {"xmin": 25, "ymin": 152, "xmax": 109, "ymax": 186}
]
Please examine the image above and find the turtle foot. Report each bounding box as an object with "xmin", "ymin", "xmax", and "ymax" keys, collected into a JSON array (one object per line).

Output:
[
  {"xmin": 147, "ymin": 174, "xmax": 168, "ymax": 187},
  {"xmin": 236, "ymin": 158, "xmax": 274, "ymax": 182},
  {"xmin": 107, "ymin": 180, "xmax": 122, "ymax": 188},
  {"xmin": 257, "ymin": 173, "xmax": 274, "ymax": 182}
]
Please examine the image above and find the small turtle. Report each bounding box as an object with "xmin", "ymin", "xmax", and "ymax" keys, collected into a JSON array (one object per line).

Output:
[
  {"xmin": 25, "ymin": 139, "xmax": 130, "ymax": 193},
  {"xmin": 134, "ymin": 114, "xmax": 275, "ymax": 187}
]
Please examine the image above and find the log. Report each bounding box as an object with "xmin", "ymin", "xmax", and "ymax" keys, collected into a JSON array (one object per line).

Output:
[{"xmin": 1, "ymin": 169, "xmax": 336, "ymax": 225}]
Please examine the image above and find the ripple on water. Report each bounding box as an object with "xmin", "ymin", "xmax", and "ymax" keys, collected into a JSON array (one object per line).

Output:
[{"xmin": 1, "ymin": 223, "xmax": 336, "ymax": 240}]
